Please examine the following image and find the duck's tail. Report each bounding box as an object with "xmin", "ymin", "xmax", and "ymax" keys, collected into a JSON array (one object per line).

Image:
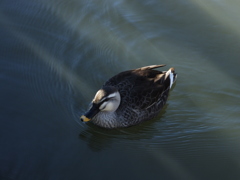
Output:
[{"xmin": 165, "ymin": 67, "xmax": 177, "ymax": 89}]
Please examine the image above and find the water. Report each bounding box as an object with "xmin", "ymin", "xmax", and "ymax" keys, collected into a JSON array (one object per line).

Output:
[{"xmin": 1, "ymin": 0, "xmax": 240, "ymax": 179}]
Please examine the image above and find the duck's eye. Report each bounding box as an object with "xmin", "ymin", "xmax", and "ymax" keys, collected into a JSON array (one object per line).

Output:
[{"xmin": 99, "ymin": 101, "xmax": 107, "ymax": 111}]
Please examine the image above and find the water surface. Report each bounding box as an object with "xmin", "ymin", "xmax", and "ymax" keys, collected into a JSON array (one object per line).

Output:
[{"xmin": 1, "ymin": 0, "xmax": 240, "ymax": 179}]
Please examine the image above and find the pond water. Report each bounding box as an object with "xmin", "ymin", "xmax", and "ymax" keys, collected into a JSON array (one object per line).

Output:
[{"xmin": 1, "ymin": 0, "xmax": 240, "ymax": 179}]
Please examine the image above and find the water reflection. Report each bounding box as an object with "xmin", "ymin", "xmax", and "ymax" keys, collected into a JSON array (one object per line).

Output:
[{"xmin": 78, "ymin": 106, "xmax": 168, "ymax": 151}]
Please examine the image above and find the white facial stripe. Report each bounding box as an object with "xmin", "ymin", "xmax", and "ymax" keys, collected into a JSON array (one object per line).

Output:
[
  {"xmin": 98, "ymin": 91, "xmax": 121, "ymax": 112},
  {"xmin": 107, "ymin": 92, "xmax": 116, "ymax": 98},
  {"xmin": 99, "ymin": 93, "xmax": 114, "ymax": 103},
  {"xmin": 98, "ymin": 92, "xmax": 116, "ymax": 103},
  {"xmin": 99, "ymin": 97, "xmax": 106, "ymax": 103}
]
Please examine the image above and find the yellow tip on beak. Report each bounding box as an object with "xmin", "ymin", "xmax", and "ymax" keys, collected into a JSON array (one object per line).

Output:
[{"xmin": 80, "ymin": 115, "xmax": 91, "ymax": 122}]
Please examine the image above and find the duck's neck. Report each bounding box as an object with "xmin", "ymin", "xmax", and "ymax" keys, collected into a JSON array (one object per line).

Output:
[{"xmin": 92, "ymin": 111, "xmax": 118, "ymax": 128}]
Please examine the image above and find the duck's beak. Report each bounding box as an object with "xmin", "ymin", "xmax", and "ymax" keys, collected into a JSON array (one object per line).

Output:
[
  {"xmin": 80, "ymin": 115, "xmax": 91, "ymax": 122},
  {"xmin": 80, "ymin": 104, "xmax": 99, "ymax": 122}
]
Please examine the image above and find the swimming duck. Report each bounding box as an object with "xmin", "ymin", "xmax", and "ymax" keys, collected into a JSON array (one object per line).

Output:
[{"xmin": 81, "ymin": 65, "xmax": 177, "ymax": 128}]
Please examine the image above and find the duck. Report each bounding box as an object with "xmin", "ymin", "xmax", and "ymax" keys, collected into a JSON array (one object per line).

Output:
[{"xmin": 80, "ymin": 64, "xmax": 177, "ymax": 128}]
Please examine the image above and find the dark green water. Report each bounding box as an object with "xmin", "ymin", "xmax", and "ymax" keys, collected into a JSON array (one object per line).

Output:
[{"xmin": 1, "ymin": 0, "xmax": 240, "ymax": 179}]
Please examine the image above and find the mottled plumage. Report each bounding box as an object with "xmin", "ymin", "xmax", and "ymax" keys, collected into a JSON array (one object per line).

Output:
[{"xmin": 81, "ymin": 65, "xmax": 177, "ymax": 128}]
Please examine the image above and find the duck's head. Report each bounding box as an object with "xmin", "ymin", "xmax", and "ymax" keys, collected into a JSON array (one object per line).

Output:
[{"xmin": 80, "ymin": 86, "xmax": 121, "ymax": 122}]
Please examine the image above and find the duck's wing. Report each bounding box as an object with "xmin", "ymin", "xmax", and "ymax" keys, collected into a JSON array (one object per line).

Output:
[
  {"xmin": 127, "ymin": 70, "xmax": 169, "ymax": 110},
  {"xmin": 104, "ymin": 66, "xmax": 176, "ymax": 110},
  {"xmin": 136, "ymin": 64, "xmax": 166, "ymax": 71},
  {"xmin": 104, "ymin": 64, "xmax": 167, "ymax": 87},
  {"xmin": 133, "ymin": 67, "xmax": 176, "ymax": 109}
]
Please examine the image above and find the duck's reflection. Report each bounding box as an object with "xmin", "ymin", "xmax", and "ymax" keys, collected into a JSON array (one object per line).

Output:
[{"xmin": 78, "ymin": 105, "xmax": 168, "ymax": 151}]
